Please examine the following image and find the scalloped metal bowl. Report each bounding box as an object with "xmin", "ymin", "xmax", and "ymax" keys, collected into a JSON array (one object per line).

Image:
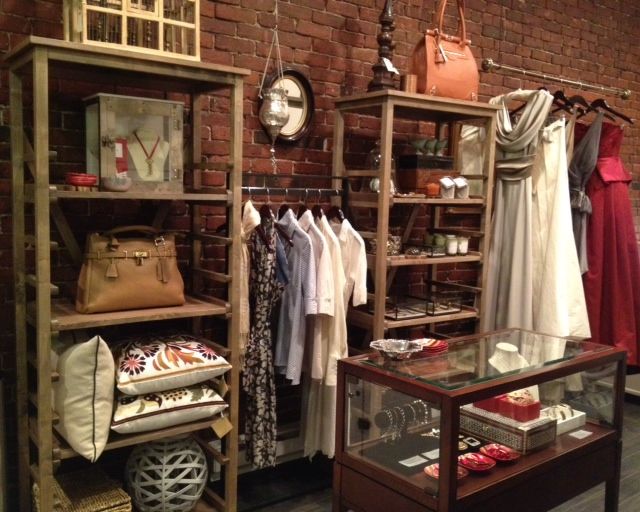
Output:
[{"xmin": 370, "ymin": 339, "xmax": 423, "ymax": 361}]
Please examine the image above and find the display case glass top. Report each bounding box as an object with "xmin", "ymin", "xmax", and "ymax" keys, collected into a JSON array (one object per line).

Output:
[{"xmin": 364, "ymin": 329, "xmax": 613, "ymax": 390}]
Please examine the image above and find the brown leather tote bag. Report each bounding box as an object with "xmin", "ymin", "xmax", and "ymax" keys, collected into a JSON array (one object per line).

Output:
[
  {"xmin": 410, "ymin": 0, "xmax": 479, "ymax": 101},
  {"xmin": 76, "ymin": 225, "xmax": 185, "ymax": 314}
]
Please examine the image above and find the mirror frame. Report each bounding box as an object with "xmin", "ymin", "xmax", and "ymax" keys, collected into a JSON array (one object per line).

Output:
[{"xmin": 262, "ymin": 68, "xmax": 314, "ymax": 143}]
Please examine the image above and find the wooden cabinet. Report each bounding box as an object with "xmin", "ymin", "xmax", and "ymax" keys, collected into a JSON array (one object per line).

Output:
[
  {"xmin": 6, "ymin": 37, "xmax": 248, "ymax": 512},
  {"xmin": 331, "ymin": 90, "xmax": 498, "ymax": 344},
  {"xmin": 334, "ymin": 328, "xmax": 626, "ymax": 512}
]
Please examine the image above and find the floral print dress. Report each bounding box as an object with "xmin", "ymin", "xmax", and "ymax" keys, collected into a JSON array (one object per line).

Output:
[{"xmin": 242, "ymin": 216, "xmax": 284, "ymax": 468}]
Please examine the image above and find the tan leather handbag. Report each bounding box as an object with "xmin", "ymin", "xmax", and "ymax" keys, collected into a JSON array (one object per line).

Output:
[
  {"xmin": 76, "ymin": 225, "xmax": 185, "ymax": 314},
  {"xmin": 410, "ymin": 0, "xmax": 479, "ymax": 101}
]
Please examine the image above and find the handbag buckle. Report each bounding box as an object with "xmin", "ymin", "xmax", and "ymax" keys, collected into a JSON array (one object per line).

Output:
[
  {"xmin": 134, "ymin": 250, "xmax": 149, "ymax": 265},
  {"xmin": 154, "ymin": 236, "xmax": 166, "ymax": 247}
]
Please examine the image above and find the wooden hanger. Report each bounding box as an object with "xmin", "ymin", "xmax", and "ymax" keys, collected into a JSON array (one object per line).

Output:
[
  {"xmin": 590, "ymin": 98, "xmax": 633, "ymax": 124},
  {"xmin": 311, "ymin": 189, "xmax": 323, "ymax": 220},
  {"xmin": 296, "ymin": 188, "xmax": 308, "ymax": 220},
  {"xmin": 551, "ymin": 90, "xmax": 581, "ymax": 115},
  {"xmin": 327, "ymin": 205, "xmax": 345, "ymax": 223}
]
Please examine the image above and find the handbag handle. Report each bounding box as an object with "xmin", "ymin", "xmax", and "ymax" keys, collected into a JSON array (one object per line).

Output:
[
  {"xmin": 103, "ymin": 225, "xmax": 164, "ymax": 250},
  {"xmin": 436, "ymin": 0, "xmax": 468, "ymax": 46},
  {"xmin": 104, "ymin": 225, "xmax": 162, "ymax": 237}
]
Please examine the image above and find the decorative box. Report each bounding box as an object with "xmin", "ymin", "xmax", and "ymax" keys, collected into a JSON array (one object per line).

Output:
[
  {"xmin": 85, "ymin": 93, "xmax": 184, "ymax": 192},
  {"xmin": 398, "ymin": 155, "xmax": 454, "ymax": 170},
  {"xmin": 498, "ymin": 396, "xmax": 541, "ymax": 422},
  {"xmin": 63, "ymin": 0, "xmax": 200, "ymax": 60},
  {"xmin": 460, "ymin": 404, "xmax": 557, "ymax": 454},
  {"xmin": 396, "ymin": 168, "xmax": 450, "ymax": 194},
  {"xmin": 474, "ymin": 394, "xmax": 505, "ymax": 413}
]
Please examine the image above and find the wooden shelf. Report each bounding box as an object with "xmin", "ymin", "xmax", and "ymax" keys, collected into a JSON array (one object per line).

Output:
[
  {"xmin": 26, "ymin": 295, "xmax": 229, "ymax": 332},
  {"xmin": 348, "ymin": 306, "xmax": 479, "ymax": 330},
  {"xmin": 367, "ymin": 251, "xmax": 482, "ymax": 268},
  {"xmin": 53, "ymin": 418, "xmax": 223, "ymax": 460},
  {"xmin": 48, "ymin": 188, "xmax": 231, "ymax": 203},
  {"xmin": 334, "ymin": 89, "xmax": 500, "ymax": 123},
  {"xmin": 349, "ymin": 190, "xmax": 486, "ymax": 208}
]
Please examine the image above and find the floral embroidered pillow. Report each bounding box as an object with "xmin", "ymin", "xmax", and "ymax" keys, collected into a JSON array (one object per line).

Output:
[
  {"xmin": 111, "ymin": 382, "xmax": 227, "ymax": 435},
  {"xmin": 114, "ymin": 334, "xmax": 231, "ymax": 395}
]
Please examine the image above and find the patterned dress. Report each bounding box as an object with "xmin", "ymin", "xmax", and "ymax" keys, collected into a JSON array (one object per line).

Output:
[{"xmin": 242, "ymin": 217, "xmax": 284, "ymax": 468}]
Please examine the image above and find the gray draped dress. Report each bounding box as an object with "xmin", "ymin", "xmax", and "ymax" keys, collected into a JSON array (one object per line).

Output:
[
  {"xmin": 482, "ymin": 89, "xmax": 553, "ymax": 331},
  {"xmin": 568, "ymin": 112, "xmax": 604, "ymax": 273}
]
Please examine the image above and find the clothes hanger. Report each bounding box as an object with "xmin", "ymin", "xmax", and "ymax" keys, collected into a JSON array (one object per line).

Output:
[
  {"xmin": 590, "ymin": 98, "xmax": 633, "ymax": 124},
  {"xmin": 327, "ymin": 205, "xmax": 345, "ymax": 223},
  {"xmin": 297, "ymin": 188, "xmax": 309, "ymax": 219},
  {"xmin": 551, "ymin": 90, "xmax": 581, "ymax": 115},
  {"xmin": 278, "ymin": 188, "xmax": 291, "ymax": 220},
  {"xmin": 311, "ymin": 188, "xmax": 324, "ymax": 220}
]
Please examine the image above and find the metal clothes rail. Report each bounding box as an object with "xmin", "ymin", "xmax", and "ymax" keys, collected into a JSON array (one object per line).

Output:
[{"xmin": 482, "ymin": 58, "xmax": 631, "ymax": 100}]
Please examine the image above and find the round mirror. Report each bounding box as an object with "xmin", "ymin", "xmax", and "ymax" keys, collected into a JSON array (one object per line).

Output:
[{"xmin": 262, "ymin": 69, "xmax": 314, "ymax": 142}]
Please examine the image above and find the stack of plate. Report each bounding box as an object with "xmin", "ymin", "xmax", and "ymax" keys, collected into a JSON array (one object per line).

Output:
[{"xmin": 414, "ymin": 338, "xmax": 448, "ymax": 356}]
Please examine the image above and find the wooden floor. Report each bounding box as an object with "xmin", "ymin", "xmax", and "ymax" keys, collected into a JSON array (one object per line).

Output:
[{"xmin": 244, "ymin": 399, "xmax": 640, "ymax": 512}]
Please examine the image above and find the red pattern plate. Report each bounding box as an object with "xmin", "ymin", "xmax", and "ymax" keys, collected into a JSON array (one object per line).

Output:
[
  {"xmin": 457, "ymin": 452, "xmax": 496, "ymax": 472},
  {"xmin": 423, "ymin": 463, "xmax": 469, "ymax": 480},
  {"xmin": 480, "ymin": 443, "xmax": 521, "ymax": 462}
]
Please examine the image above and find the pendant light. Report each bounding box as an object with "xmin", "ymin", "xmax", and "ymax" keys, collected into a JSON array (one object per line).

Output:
[{"xmin": 258, "ymin": 0, "xmax": 289, "ymax": 172}]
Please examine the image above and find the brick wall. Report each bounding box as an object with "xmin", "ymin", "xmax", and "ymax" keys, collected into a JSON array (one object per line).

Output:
[{"xmin": 1, "ymin": 0, "xmax": 639, "ymax": 500}]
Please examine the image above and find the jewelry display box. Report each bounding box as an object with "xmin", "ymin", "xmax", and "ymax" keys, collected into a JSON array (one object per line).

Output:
[
  {"xmin": 63, "ymin": 0, "xmax": 200, "ymax": 60},
  {"xmin": 84, "ymin": 93, "xmax": 184, "ymax": 192}
]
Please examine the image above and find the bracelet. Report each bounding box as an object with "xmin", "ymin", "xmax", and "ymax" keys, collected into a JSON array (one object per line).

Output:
[
  {"xmin": 393, "ymin": 406, "xmax": 407, "ymax": 433},
  {"xmin": 406, "ymin": 403, "xmax": 418, "ymax": 424}
]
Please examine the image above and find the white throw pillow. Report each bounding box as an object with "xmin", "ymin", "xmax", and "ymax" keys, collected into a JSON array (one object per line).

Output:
[
  {"xmin": 114, "ymin": 334, "xmax": 231, "ymax": 395},
  {"xmin": 52, "ymin": 335, "xmax": 115, "ymax": 462},
  {"xmin": 111, "ymin": 383, "xmax": 227, "ymax": 434}
]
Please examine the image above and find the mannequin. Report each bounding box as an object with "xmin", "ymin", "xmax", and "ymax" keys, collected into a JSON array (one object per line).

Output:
[
  {"xmin": 489, "ymin": 342, "xmax": 539, "ymax": 401},
  {"xmin": 128, "ymin": 127, "xmax": 170, "ymax": 182}
]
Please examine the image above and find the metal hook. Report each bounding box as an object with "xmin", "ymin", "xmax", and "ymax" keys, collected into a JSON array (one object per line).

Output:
[
  {"xmin": 317, "ymin": 188, "xmax": 322, "ymax": 204},
  {"xmin": 267, "ymin": 186, "xmax": 271, "ymax": 205},
  {"xmin": 284, "ymin": 188, "xmax": 288, "ymax": 204},
  {"xmin": 304, "ymin": 188, "xmax": 309, "ymax": 205}
]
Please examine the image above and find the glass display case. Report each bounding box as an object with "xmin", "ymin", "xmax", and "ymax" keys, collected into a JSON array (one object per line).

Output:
[{"xmin": 334, "ymin": 329, "xmax": 626, "ymax": 512}]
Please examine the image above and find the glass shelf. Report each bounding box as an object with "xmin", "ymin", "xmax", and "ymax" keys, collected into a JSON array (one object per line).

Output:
[{"xmin": 363, "ymin": 328, "xmax": 613, "ymax": 390}]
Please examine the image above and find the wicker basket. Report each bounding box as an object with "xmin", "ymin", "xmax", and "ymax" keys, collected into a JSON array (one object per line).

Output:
[{"xmin": 33, "ymin": 467, "xmax": 131, "ymax": 512}]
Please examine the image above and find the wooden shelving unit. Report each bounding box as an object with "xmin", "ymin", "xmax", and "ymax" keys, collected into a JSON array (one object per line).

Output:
[
  {"xmin": 331, "ymin": 90, "xmax": 498, "ymax": 343},
  {"xmin": 6, "ymin": 36, "xmax": 248, "ymax": 512}
]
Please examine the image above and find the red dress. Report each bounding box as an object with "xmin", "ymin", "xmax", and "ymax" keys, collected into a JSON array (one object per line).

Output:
[{"xmin": 577, "ymin": 122, "xmax": 640, "ymax": 365}]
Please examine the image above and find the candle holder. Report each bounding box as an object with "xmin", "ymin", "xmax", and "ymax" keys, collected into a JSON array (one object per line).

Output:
[{"xmin": 368, "ymin": 0, "xmax": 399, "ymax": 92}]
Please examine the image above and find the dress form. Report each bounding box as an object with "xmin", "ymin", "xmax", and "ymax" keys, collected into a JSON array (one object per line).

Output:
[
  {"xmin": 489, "ymin": 342, "xmax": 529, "ymax": 373},
  {"xmin": 128, "ymin": 128, "xmax": 170, "ymax": 182},
  {"xmin": 489, "ymin": 342, "xmax": 539, "ymax": 400}
]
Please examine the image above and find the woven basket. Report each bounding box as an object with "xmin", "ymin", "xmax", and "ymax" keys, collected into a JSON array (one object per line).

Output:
[{"xmin": 33, "ymin": 467, "xmax": 131, "ymax": 512}]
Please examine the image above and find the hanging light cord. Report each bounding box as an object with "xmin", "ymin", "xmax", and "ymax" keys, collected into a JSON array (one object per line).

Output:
[{"xmin": 258, "ymin": 0, "xmax": 285, "ymax": 99}]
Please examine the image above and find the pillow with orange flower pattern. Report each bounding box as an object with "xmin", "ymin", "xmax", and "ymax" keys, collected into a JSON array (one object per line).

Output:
[{"xmin": 114, "ymin": 334, "xmax": 231, "ymax": 395}]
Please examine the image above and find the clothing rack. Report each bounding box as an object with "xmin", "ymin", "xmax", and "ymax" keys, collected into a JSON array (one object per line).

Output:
[
  {"xmin": 243, "ymin": 172, "xmax": 348, "ymax": 181},
  {"xmin": 242, "ymin": 186, "xmax": 343, "ymax": 197},
  {"xmin": 482, "ymin": 58, "xmax": 631, "ymax": 100}
]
